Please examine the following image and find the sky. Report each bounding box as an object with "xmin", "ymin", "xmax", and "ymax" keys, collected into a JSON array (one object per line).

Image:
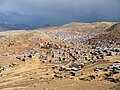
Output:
[{"xmin": 0, "ymin": 0, "xmax": 120, "ymax": 27}]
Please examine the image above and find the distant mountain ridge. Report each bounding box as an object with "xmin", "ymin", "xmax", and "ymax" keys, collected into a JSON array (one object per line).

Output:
[
  {"xmin": 39, "ymin": 23, "xmax": 58, "ymax": 29},
  {"xmin": 0, "ymin": 23, "xmax": 31, "ymax": 31}
]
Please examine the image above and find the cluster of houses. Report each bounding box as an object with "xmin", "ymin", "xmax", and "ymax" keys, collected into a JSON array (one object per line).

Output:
[
  {"xmin": 12, "ymin": 38, "xmax": 119, "ymax": 78},
  {"xmin": 0, "ymin": 62, "xmax": 17, "ymax": 73},
  {"xmin": 93, "ymin": 60, "xmax": 120, "ymax": 83},
  {"xmin": 107, "ymin": 60, "xmax": 120, "ymax": 74},
  {"xmin": 16, "ymin": 49, "xmax": 36, "ymax": 62},
  {"xmin": 94, "ymin": 60, "xmax": 120, "ymax": 74},
  {"xmin": 37, "ymin": 41, "xmax": 120, "ymax": 77},
  {"xmin": 45, "ymin": 29, "xmax": 103, "ymax": 45},
  {"xmin": 0, "ymin": 35, "xmax": 119, "ymax": 80}
]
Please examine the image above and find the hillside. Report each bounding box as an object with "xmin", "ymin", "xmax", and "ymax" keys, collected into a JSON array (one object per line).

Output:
[
  {"xmin": 0, "ymin": 31, "xmax": 56, "ymax": 54},
  {"xmin": 43, "ymin": 22, "xmax": 116, "ymax": 44},
  {"xmin": 94, "ymin": 23, "xmax": 120, "ymax": 40},
  {"xmin": 0, "ymin": 22, "xmax": 119, "ymax": 90},
  {"xmin": 106, "ymin": 23, "xmax": 120, "ymax": 40}
]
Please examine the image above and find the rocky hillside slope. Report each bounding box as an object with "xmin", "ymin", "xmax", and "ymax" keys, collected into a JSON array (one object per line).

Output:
[{"xmin": 93, "ymin": 23, "xmax": 120, "ymax": 40}]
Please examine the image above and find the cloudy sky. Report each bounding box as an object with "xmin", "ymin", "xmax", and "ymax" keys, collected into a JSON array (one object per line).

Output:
[{"xmin": 0, "ymin": 0, "xmax": 120, "ymax": 27}]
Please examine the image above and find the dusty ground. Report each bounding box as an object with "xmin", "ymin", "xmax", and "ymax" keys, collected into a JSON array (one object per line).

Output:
[{"xmin": 0, "ymin": 80, "xmax": 116, "ymax": 90}]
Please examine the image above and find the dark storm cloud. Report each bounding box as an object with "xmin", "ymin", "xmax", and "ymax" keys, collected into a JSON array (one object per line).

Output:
[{"xmin": 0, "ymin": 0, "xmax": 120, "ymax": 26}]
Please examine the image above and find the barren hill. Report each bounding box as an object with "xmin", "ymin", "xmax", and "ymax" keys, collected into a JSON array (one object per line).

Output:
[
  {"xmin": 106, "ymin": 23, "xmax": 120, "ymax": 40},
  {"xmin": 0, "ymin": 31, "xmax": 56, "ymax": 54},
  {"xmin": 94, "ymin": 23, "xmax": 120, "ymax": 40}
]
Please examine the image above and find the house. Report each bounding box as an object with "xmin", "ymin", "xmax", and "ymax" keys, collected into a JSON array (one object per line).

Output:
[
  {"xmin": 11, "ymin": 62, "xmax": 17, "ymax": 66},
  {"xmin": 115, "ymin": 60, "xmax": 120, "ymax": 63},
  {"xmin": 71, "ymin": 67, "xmax": 80, "ymax": 71},
  {"xmin": 70, "ymin": 71, "xmax": 80, "ymax": 76},
  {"xmin": 94, "ymin": 67, "xmax": 103, "ymax": 71},
  {"xmin": 2, "ymin": 65, "xmax": 11, "ymax": 71},
  {"xmin": 112, "ymin": 70, "xmax": 120, "ymax": 74},
  {"xmin": 59, "ymin": 66, "xmax": 71, "ymax": 71}
]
